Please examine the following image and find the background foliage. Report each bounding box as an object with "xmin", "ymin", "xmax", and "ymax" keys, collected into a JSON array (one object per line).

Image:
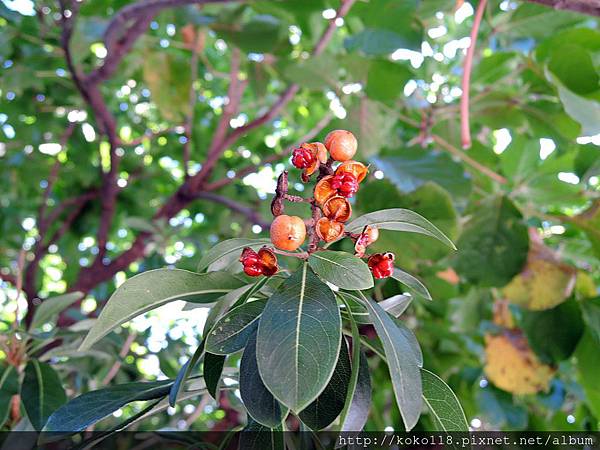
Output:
[{"xmin": 1, "ymin": 0, "xmax": 599, "ymax": 434}]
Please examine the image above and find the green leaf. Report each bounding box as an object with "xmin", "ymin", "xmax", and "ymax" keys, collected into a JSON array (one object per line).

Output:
[
  {"xmin": 391, "ymin": 268, "xmax": 431, "ymax": 300},
  {"xmin": 21, "ymin": 361, "xmax": 67, "ymax": 430},
  {"xmin": 345, "ymin": 98, "xmax": 396, "ymax": 158},
  {"xmin": 365, "ymin": 60, "xmax": 413, "ymax": 102},
  {"xmin": 169, "ymin": 342, "xmax": 205, "ymax": 407},
  {"xmin": 548, "ymin": 44, "xmax": 599, "ymax": 96},
  {"xmin": 453, "ymin": 196, "xmax": 529, "ymax": 287},
  {"xmin": 581, "ymin": 298, "xmax": 600, "ymax": 345},
  {"xmin": 80, "ymin": 269, "xmax": 244, "ymax": 350},
  {"xmin": 378, "ymin": 294, "xmax": 413, "ymax": 318},
  {"xmin": 202, "ymin": 283, "xmax": 257, "ymax": 336},
  {"xmin": 240, "ymin": 332, "xmax": 288, "ymax": 427},
  {"xmin": 500, "ymin": 137, "xmax": 540, "ymax": 182},
  {"xmin": 308, "ymin": 251, "xmax": 373, "ymax": 290},
  {"xmin": 421, "ymin": 369, "xmax": 468, "ymax": 432},
  {"xmin": 44, "ymin": 380, "xmax": 173, "ymax": 432},
  {"xmin": 345, "ymin": 29, "xmax": 419, "ymax": 55},
  {"xmin": 299, "ymin": 337, "xmax": 352, "ymax": 430},
  {"xmin": 346, "ymin": 208, "xmax": 456, "ymax": 250},
  {"xmin": 0, "ymin": 364, "xmax": 19, "ymax": 428},
  {"xmin": 521, "ymin": 299, "xmax": 584, "ymax": 364},
  {"xmin": 574, "ymin": 332, "xmax": 600, "ymax": 419},
  {"xmin": 205, "ymin": 299, "xmax": 266, "ymax": 355},
  {"xmin": 197, "ymin": 238, "xmax": 271, "ymax": 272},
  {"xmin": 360, "ymin": 292, "xmax": 422, "ymax": 431},
  {"xmin": 240, "ymin": 418, "xmax": 285, "ymax": 450},
  {"xmin": 281, "ymin": 54, "xmax": 339, "ymax": 90},
  {"xmin": 204, "ymin": 353, "xmax": 226, "ymax": 400},
  {"xmin": 340, "ymin": 349, "xmax": 371, "ymax": 432},
  {"xmin": 548, "ymin": 72, "xmax": 600, "ymax": 136},
  {"xmin": 256, "ymin": 264, "xmax": 341, "ymax": 412},
  {"xmin": 216, "ymin": 15, "xmax": 288, "ymax": 54},
  {"xmin": 30, "ymin": 292, "xmax": 83, "ymax": 330},
  {"xmin": 372, "ymin": 150, "xmax": 471, "ymax": 198}
]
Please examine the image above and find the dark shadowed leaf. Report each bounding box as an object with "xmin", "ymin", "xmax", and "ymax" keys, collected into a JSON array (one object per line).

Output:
[
  {"xmin": 44, "ymin": 380, "xmax": 173, "ymax": 432},
  {"xmin": 240, "ymin": 332, "xmax": 288, "ymax": 427},
  {"xmin": 308, "ymin": 251, "xmax": 373, "ymax": 290},
  {"xmin": 21, "ymin": 361, "xmax": 67, "ymax": 431},
  {"xmin": 299, "ymin": 337, "xmax": 351, "ymax": 430},
  {"xmin": 0, "ymin": 365, "xmax": 19, "ymax": 428},
  {"xmin": 340, "ymin": 349, "xmax": 371, "ymax": 432},
  {"xmin": 169, "ymin": 342, "xmax": 205, "ymax": 407},
  {"xmin": 205, "ymin": 299, "xmax": 266, "ymax": 355},
  {"xmin": 204, "ymin": 353, "xmax": 226, "ymax": 400},
  {"xmin": 239, "ymin": 418, "xmax": 284, "ymax": 450},
  {"xmin": 361, "ymin": 293, "xmax": 422, "ymax": 431},
  {"xmin": 80, "ymin": 269, "xmax": 244, "ymax": 350},
  {"xmin": 256, "ymin": 264, "xmax": 341, "ymax": 412},
  {"xmin": 421, "ymin": 369, "xmax": 468, "ymax": 431}
]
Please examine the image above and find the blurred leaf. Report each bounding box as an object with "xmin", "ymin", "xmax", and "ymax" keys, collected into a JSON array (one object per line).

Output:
[
  {"xmin": 521, "ymin": 300, "xmax": 584, "ymax": 364},
  {"xmin": 281, "ymin": 54, "xmax": 338, "ymax": 90},
  {"xmin": 454, "ymin": 196, "xmax": 529, "ymax": 287},
  {"xmin": 21, "ymin": 361, "xmax": 67, "ymax": 431},
  {"xmin": 346, "ymin": 98, "xmax": 395, "ymax": 157},
  {"xmin": 548, "ymin": 44, "xmax": 599, "ymax": 96},
  {"xmin": 0, "ymin": 365, "xmax": 19, "ymax": 428},
  {"xmin": 373, "ymin": 149, "xmax": 471, "ymax": 198},
  {"xmin": 574, "ymin": 332, "xmax": 600, "ymax": 419},
  {"xmin": 256, "ymin": 264, "xmax": 341, "ymax": 412},
  {"xmin": 308, "ymin": 250, "xmax": 373, "ymax": 290},
  {"xmin": 216, "ymin": 15, "xmax": 288, "ymax": 54},
  {"xmin": 30, "ymin": 292, "xmax": 83, "ymax": 330},
  {"xmin": 580, "ymin": 298, "xmax": 600, "ymax": 345},
  {"xmin": 365, "ymin": 60, "xmax": 412, "ymax": 102}
]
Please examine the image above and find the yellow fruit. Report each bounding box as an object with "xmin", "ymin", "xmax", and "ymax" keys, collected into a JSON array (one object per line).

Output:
[
  {"xmin": 324, "ymin": 130, "xmax": 357, "ymax": 161},
  {"xmin": 270, "ymin": 215, "xmax": 306, "ymax": 251}
]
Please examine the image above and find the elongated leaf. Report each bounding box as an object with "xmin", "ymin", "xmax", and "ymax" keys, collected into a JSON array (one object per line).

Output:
[
  {"xmin": 204, "ymin": 352, "xmax": 226, "ymax": 400},
  {"xmin": 240, "ymin": 332, "xmax": 288, "ymax": 427},
  {"xmin": 421, "ymin": 369, "xmax": 468, "ymax": 431},
  {"xmin": 308, "ymin": 251, "xmax": 373, "ymax": 290},
  {"xmin": 378, "ymin": 294, "xmax": 413, "ymax": 318},
  {"xmin": 346, "ymin": 208, "xmax": 456, "ymax": 249},
  {"xmin": 202, "ymin": 284, "xmax": 256, "ymax": 336},
  {"xmin": 340, "ymin": 349, "xmax": 371, "ymax": 432},
  {"xmin": 80, "ymin": 269, "xmax": 244, "ymax": 350},
  {"xmin": 197, "ymin": 238, "xmax": 271, "ymax": 272},
  {"xmin": 30, "ymin": 292, "xmax": 83, "ymax": 330},
  {"xmin": 299, "ymin": 337, "xmax": 352, "ymax": 430},
  {"xmin": 361, "ymin": 293, "xmax": 422, "ymax": 430},
  {"xmin": 391, "ymin": 268, "xmax": 431, "ymax": 300},
  {"xmin": 44, "ymin": 380, "xmax": 173, "ymax": 432},
  {"xmin": 256, "ymin": 264, "xmax": 341, "ymax": 412},
  {"xmin": 205, "ymin": 300, "xmax": 266, "ymax": 355},
  {"xmin": 240, "ymin": 418, "xmax": 285, "ymax": 450},
  {"xmin": 21, "ymin": 361, "xmax": 67, "ymax": 430},
  {"xmin": 0, "ymin": 364, "xmax": 19, "ymax": 428},
  {"xmin": 394, "ymin": 319, "xmax": 423, "ymax": 367},
  {"xmin": 169, "ymin": 342, "xmax": 204, "ymax": 407}
]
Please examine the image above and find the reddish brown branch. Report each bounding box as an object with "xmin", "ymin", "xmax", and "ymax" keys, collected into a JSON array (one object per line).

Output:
[
  {"xmin": 460, "ymin": 0, "xmax": 487, "ymax": 149},
  {"xmin": 196, "ymin": 192, "xmax": 269, "ymax": 228}
]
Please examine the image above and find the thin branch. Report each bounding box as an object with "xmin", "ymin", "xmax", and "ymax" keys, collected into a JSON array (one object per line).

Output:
[
  {"xmin": 182, "ymin": 29, "xmax": 204, "ymax": 178},
  {"xmin": 195, "ymin": 192, "xmax": 269, "ymax": 228},
  {"xmin": 524, "ymin": 0, "xmax": 600, "ymax": 17},
  {"xmin": 116, "ymin": 127, "xmax": 178, "ymax": 147},
  {"xmin": 206, "ymin": 112, "xmax": 333, "ymax": 191},
  {"xmin": 460, "ymin": 0, "xmax": 487, "ymax": 149},
  {"xmin": 102, "ymin": 332, "xmax": 137, "ymax": 385}
]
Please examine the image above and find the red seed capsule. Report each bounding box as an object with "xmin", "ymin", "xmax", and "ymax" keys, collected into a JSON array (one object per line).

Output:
[{"xmin": 367, "ymin": 252, "xmax": 395, "ymax": 279}]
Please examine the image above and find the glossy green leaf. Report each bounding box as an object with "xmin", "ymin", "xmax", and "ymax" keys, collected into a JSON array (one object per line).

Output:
[
  {"xmin": 44, "ymin": 380, "xmax": 173, "ymax": 432},
  {"xmin": 308, "ymin": 251, "xmax": 373, "ymax": 290},
  {"xmin": 21, "ymin": 361, "xmax": 67, "ymax": 430},
  {"xmin": 454, "ymin": 196, "xmax": 529, "ymax": 287},
  {"xmin": 361, "ymin": 292, "xmax": 422, "ymax": 431},
  {"xmin": 205, "ymin": 299, "xmax": 266, "ymax": 355},
  {"xmin": 421, "ymin": 369, "xmax": 468, "ymax": 432},
  {"xmin": 549, "ymin": 72, "xmax": 600, "ymax": 136},
  {"xmin": 30, "ymin": 292, "xmax": 83, "ymax": 330},
  {"xmin": 346, "ymin": 208, "xmax": 456, "ymax": 250},
  {"xmin": 340, "ymin": 349, "xmax": 371, "ymax": 432},
  {"xmin": 256, "ymin": 264, "xmax": 341, "ymax": 412},
  {"xmin": 197, "ymin": 238, "xmax": 272, "ymax": 272},
  {"xmin": 169, "ymin": 342, "xmax": 205, "ymax": 407},
  {"xmin": 378, "ymin": 294, "xmax": 413, "ymax": 318},
  {"xmin": 80, "ymin": 269, "xmax": 244, "ymax": 350},
  {"xmin": 299, "ymin": 337, "xmax": 351, "ymax": 430},
  {"xmin": 240, "ymin": 332, "xmax": 288, "ymax": 427},
  {"xmin": 204, "ymin": 353, "xmax": 226, "ymax": 400},
  {"xmin": 391, "ymin": 268, "xmax": 431, "ymax": 300}
]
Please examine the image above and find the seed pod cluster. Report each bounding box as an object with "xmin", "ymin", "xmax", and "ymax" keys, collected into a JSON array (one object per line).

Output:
[{"xmin": 240, "ymin": 129, "xmax": 396, "ymax": 279}]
